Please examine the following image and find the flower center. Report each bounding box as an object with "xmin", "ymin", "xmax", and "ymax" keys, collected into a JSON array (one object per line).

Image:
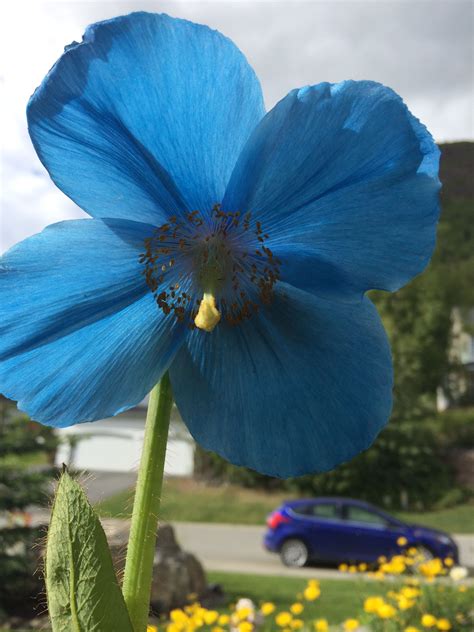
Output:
[{"xmin": 140, "ymin": 205, "xmax": 281, "ymax": 331}]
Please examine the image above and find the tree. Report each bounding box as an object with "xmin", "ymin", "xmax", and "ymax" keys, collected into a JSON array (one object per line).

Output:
[{"xmin": 0, "ymin": 398, "xmax": 58, "ymax": 617}]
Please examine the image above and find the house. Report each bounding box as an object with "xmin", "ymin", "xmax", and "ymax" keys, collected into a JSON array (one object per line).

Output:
[
  {"xmin": 437, "ymin": 307, "xmax": 474, "ymax": 410},
  {"xmin": 54, "ymin": 400, "xmax": 195, "ymax": 476}
]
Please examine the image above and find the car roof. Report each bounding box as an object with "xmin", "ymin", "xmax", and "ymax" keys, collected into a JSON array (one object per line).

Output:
[{"xmin": 283, "ymin": 497, "xmax": 378, "ymax": 510}]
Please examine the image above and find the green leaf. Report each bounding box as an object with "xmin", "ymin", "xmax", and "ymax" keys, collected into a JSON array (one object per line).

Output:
[{"xmin": 46, "ymin": 470, "xmax": 133, "ymax": 632}]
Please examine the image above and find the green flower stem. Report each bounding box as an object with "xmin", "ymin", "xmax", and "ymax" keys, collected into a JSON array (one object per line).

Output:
[{"xmin": 122, "ymin": 372, "xmax": 173, "ymax": 632}]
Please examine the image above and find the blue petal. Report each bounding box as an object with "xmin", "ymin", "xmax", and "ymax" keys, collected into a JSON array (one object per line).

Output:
[
  {"xmin": 169, "ymin": 283, "xmax": 393, "ymax": 478},
  {"xmin": 28, "ymin": 12, "xmax": 265, "ymax": 223},
  {"xmin": 0, "ymin": 219, "xmax": 184, "ymax": 426},
  {"xmin": 224, "ymin": 81, "xmax": 440, "ymax": 300}
]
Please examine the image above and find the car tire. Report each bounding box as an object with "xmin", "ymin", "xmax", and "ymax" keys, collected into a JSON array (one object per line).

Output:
[
  {"xmin": 411, "ymin": 544, "xmax": 435, "ymax": 572},
  {"xmin": 280, "ymin": 538, "xmax": 309, "ymax": 568},
  {"xmin": 414, "ymin": 544, "xmax": 435, "ymax": 561}
]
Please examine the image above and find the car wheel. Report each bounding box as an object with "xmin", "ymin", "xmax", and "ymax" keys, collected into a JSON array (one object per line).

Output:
[
  {"xmin": 414, "ymin": 545, "xmax": 434, "ymax": 561},
  {"xmin": 280, "ymin": 539, "xmax": 309, "ymax": 568},
  {"xmin": 411, "ymin": 544, "xmax": 435, "ymax": 572}
]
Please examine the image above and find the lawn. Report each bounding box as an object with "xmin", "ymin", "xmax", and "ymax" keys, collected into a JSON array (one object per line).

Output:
[
  {"xmin": 97, "ymin": 477, "xmax": 474, "ymax": 533},
  {"xmin": 207, "ymin": 571, "xmax": 392, "ymax": 622},
  {"xmin": 396, "ymin": 504, "xmax": 474, "ymax": 534},
  {"xmin": 97, "ymin": 477, "xmax": 290, "ymax": 524}
]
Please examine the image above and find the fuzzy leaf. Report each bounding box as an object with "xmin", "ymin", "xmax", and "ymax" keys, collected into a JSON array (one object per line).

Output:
[{"xmin": 46, "ymin": 470, "xmax": 133, "ymax": 631}]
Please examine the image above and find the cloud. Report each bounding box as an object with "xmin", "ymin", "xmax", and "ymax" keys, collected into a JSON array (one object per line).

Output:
[{"xmin": 1, "ymin": 0, "xmax": 472, "ymax": 252}]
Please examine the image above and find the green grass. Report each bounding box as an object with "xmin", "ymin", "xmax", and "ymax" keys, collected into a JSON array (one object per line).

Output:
[
  {"xmin": 0, "ymin": 451, "xmax": 48, "ymax": 468},
  {"xmin": 97, "ymin": 478, "xmax": 474, "ymax": 534},
  {"xmin": 97, "ymin": 478, "xmax": 290, "ymax": 524},
  {"xmin": 207, "ymin": 572, "xmax": 389, "ymax": 622},
  {"xmin": 396, "ymin": 504, "xmax": 474, "ymax": 534}
]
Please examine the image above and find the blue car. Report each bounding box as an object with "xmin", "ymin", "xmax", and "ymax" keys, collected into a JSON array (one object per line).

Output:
[{"xmin": 264, "ymin": 497, "xmax": 459, "ymax": 568}]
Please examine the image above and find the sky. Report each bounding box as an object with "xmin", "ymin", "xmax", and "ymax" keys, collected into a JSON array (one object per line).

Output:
[{"xmin": 1, "ymin": 0, "xmax": 473, "ymax": 252}]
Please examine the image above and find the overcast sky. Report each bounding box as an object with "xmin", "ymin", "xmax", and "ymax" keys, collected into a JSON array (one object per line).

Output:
[{"xmin": 1, "ymin": 0, "xmax": 473, "ymax": 252}]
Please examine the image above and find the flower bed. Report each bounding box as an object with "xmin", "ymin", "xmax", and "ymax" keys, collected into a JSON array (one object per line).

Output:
[{"xmin": 148, "ymin": 552, "xmax": 473, "ymax": 632}]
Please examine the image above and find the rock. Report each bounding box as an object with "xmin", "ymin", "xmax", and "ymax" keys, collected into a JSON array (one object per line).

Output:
[
  {"xmin": 150, "ymin": 524, "xmax": 207, "ymax": 612},
  {"xmin": 107, "ymin": 521, "xmax": 208, "ymax": 613}
]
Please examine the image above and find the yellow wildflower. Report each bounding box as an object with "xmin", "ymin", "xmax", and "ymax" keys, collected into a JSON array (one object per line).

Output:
[
  {"xmin": 290, "ymin": 620, "xmax": 304, "ymax": 630},
  {"xmin": 377, "ymin": 603, "xmax": 397, "ymax": 619},
  {"xmin": 421, "ymin": 614, "xmax": 438, "ymax": 628},
  {"xmin": 237, "ymin": 607, "xmax": 252, "ymax": 621},
  {"xmin": 420, "ymin": 558, "xmax": 443, "ymax": 578},
  {"xmin": 304, "ymin": 584, "xmax": 321, "ymax": 600},
  {"xmin": 238, "ymin": 623, "xmax": 253, "ymax": 632},
  {"xmin": 260, "ymin": 602, "xmax": 276, "ymax": 616},
  {"xmin": 405, "ymin": 628, "xmax": 421, "ymax": 632},
  {"xmin": 436, "ymin": 620, "xmax": 451, "ymax": 631},
  {"xmin": 401, "ymin": 586, "xmax": 421, "ymax": 599},
  {"xmin": 338, "ymin": 563, "xmax": 348, "ymax": 572},
  {"xmin": 358, "ymin": 562, "xmax": 368, "ymax": 572},
  {"xmin": 398, "ymin": 596, "xmax": 415, "ymax": 610},
  {"xmin": 314, "ymin": 619, "xmax": 329, "ymax": 632},
  {"xmin": 147, "ymin": 627, "xmax": 158, "ymax": 632},
  {"xmin": 343, "ymin": 619, "xmax": 360, "ymax": 631},
  {"xmin": 203, "ymin": 610, "xmax": 219, "ymax": 625},
  {"xmin": 397, "ymin": 536, "xmax": 408, "ymax": 546},
  {"xmin": 364, "ymin": 596, "xmax": 385, "ymax": 613},
  {"xmin": 276, "ymin": 612, "xmax": 293, "ymax": 627},
  {"xmin": 170, "ymin": 609, "xmax": 188, "ymax": 623},
  {"xmin": 211, "ymin": 628, "xmax": 224, "ymax": 632},
  {"xmin": 290, "ymin": 603, "xmax": 304, "ymax": 615},
  {"xmin": 218, "ymin": 614, "xmax": 230, "ymax": 625},
  {"xmin": 348, "ymin": 565, "xmax": 357, "ymax": 573}
]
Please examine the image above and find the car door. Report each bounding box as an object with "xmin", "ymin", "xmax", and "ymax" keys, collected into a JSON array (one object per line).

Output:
[
  {"xmin": 298, "ymin": 501, "xmax": 346, "ymax": 561},
  {"xmin": 339, "ymin": 503, "xmax": 403, "ymax": 562}
]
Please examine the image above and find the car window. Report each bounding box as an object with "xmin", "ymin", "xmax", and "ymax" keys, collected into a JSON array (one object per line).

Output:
[
  {"xmin": 309, "ymin": 503, "xmax": 340, "ymax": 519},
  {"xmin": 345, "ymin": 505, "xmax": 388, "ymax": 526},
  {"xmin": 290, "ymin": 504, "xmax": 313, "ymax": 516}
]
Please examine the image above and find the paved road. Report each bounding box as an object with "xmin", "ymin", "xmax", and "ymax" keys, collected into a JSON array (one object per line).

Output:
[
  {"xmin": 36, "ymin": 472, "xmax": 474, "ymax": 578},
  {"xmin": 30, "ymin": 506, "xmax": 474, "ymax": 579},
  {"xmin": 173, "ymin": 521, "xmax": 474, "ymax": 578},
  {"xmin": 173, "ymin": 522, "xmax": 350, "ymax": 579}
]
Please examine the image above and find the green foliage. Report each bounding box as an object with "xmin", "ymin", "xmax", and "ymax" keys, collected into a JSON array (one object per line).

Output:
[
  {"xmin": 195, "ymin": 408, "xmax": 473, "ymax": 511},
  {"xmin": 0, "ymin": 414, "xmax": 57, "ymax": 458},
  {"xmin": 0, "ymin": 526, "xmax": 45, "ymax": 609},
  {"xmin": 427, "ymin": 406, "xmax": 474, "ymax": 449},
  {"xmin": 0, "ymin": 401, "xmax": 59, "ymax": 614},
  {"xmin": 371, "ymin": 269, "xmax": 452, "ymax": 419},
  {"xmin": 0, "ymin": 405, "xmax": 58, "ymax": 513},
  {"xmin": 46, "ymin": 470, "xmax": 133, "ymax": 632},
  {"xmin": 287, "ymin": 421, "xmax": 455, "ymax": 510},
  {"xmin": 194, "ymin": 446, "xmax": 282, "ymax": 490}
]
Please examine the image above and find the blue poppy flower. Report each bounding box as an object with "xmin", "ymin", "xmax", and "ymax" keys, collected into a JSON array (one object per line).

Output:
[{"xmin": 0, "ymin": 12, "xmax": 440, "ymax": 477}]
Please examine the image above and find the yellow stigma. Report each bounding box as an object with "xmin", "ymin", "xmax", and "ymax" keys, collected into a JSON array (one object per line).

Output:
[{"xmin": 194, "ymin": 293, "xmax": 221, "ymax": 332}]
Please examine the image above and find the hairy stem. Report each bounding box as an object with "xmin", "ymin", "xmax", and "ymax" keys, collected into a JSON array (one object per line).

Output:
[{"xmin": 122, "ymin": 372, "xmax": 173, "ymax": 631}]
